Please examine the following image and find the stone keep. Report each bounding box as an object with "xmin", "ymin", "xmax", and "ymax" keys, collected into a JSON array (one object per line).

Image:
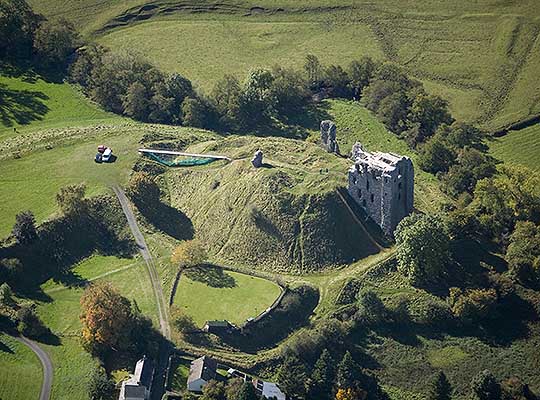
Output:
[
  {"xmin": 348, "ymin": 142, "xmax": 414, "ymax": 235},
  {"xmin": 320, "ymin": 120, "xmax": 339, "ymax": 154}
]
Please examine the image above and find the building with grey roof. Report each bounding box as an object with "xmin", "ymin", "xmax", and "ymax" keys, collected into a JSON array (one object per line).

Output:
[
  {"xmin": 187, "ymin": 356, "xmax": 218, "ymax": 392},
  {"xmin": 118, "ymin": 356, "xmax": 153, "ymax": 400}
]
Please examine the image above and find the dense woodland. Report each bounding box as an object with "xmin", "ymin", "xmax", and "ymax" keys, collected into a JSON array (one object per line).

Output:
[{"xmin": 1, "ymin": 1, "xmax": 540, "ymax": 400}]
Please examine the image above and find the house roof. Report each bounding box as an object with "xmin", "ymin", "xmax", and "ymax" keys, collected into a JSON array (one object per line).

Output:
[
  {"xmin": 188, "ymin": 356, "xmax": 217, "ymax": 384},
  {"xmin": 123, "ymin": 384, "xmax": 147, "ymax": 399},
  {"xmin": 133, "ymin": 356, "xmax": 153, "ymax": 387}
]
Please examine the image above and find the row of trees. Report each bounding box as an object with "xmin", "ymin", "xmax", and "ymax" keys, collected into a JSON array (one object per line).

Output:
[
  {"xmin": 0, "ymin": 0, "xmax": 79, "ymax": 69},
  {"xmin": 69, "ymin": 46, "xmax": 312, "ymax": 130}
]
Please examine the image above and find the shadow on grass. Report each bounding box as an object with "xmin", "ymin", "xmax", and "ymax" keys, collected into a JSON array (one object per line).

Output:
[
  {"xmin": 137, "ymin": 201, "xmax": 194, "ymax": 241},
  {"xmin": 0, "ymin": 82, "xmax": 49, "ymax": 128},
  {"xmin": 184, "ymin": 265, "xmax": 236, "ymax": 288}
]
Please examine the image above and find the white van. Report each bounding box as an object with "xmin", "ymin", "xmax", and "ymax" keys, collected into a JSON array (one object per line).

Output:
[{"xmin": 102, "ymin": 148, "xmax": 112, "ymax": 162}]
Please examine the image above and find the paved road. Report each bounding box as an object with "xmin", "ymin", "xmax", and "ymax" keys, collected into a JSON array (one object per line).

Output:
[
  {"xmin": 14, "ymin": 336, "xmax": 53, "ymax": 400},
  {"xmin": 112, "ymin": 185, "xmax": 171, "ymax": 340}
]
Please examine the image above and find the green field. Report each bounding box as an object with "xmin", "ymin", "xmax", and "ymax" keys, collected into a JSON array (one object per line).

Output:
[
  {"xmin": 36, "ymin": 254, "xmax": 155, "ymax": 400},
  {"xmin": 0, "ymin": 131, "xmax": 142, "ymax": 237},
  {"xmin": 0, "ymin": 74, "xmax": 121, "ymax": 140},
  {"xmin": 173, "ymin": 267, "xmax": 281, "ymax": 326},
  {"xmin": 0, "ymin": 333, "xmax": 43, "ymax": 400},
  {"xmin": 74, "ymin": 0, "xmax": 540, "ymax": 131},
  {"xmin": 489, "ymin": 123, "xmax": 540, "ymax": 171}
]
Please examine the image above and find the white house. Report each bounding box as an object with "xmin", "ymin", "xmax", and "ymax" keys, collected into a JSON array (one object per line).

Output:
[
  {"xmin": 118, "ymin": 356, "xmax": 153, "ymax": 400},
  {"xmin": 187, "ymin": 356, "xmax": 218, "ymax": 392}
]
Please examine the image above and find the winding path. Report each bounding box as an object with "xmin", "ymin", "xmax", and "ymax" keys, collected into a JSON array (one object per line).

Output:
[
  {"xmin": 14, "ymin": 336, "xmax": 52, "ymax": 400},
  {"xmin": 112, "ymin": 185, "xmax": 171, "ymax": 340}
]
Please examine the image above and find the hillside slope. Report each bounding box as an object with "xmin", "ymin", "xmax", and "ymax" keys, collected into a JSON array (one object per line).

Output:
[{"xmin": 165, "ymin": 136, "xmax": 382, "ymax": 272}]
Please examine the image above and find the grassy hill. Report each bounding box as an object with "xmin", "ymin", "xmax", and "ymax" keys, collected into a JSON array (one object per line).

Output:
[
  {"xmin": 28, "ymin": 0, "xmax": 540, "ymax": 132},
  {"xmin": 489, "ymin": 123, "xmax": 540, "ymax": 171}
]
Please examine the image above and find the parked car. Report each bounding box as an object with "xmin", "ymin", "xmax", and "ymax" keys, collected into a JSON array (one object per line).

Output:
[
  {"xmin": 102, "ymin": 148, "xmax": 112, "ymax": 162},
  {"xmin": 95, "ymin": 153, "xmax": 103, "ymax": 163}
]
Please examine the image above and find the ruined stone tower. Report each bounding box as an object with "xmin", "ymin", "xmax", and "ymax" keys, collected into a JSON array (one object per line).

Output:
[{"xmin": 347, "ymin": 143, "xmax": 414, "ymax": 235}]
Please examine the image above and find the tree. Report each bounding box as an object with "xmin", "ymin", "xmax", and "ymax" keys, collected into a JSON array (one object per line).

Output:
[
  {"xmin": 239, "ymin": 68, "xmax": 274, "ymax": 127},
  {"xmin": 336, "ymin": 388, "xmax": 367, "ymax": 400},
  {"xmin": 376, "ymin": 92, "xmax": 409, "ymax": 133},
  {"xmin": 448, "ymin": 287, "xmax": 498, "ymax": 324},
  {"xmin": 80, "ymin": 282, "xmax": 134, "ymax": 356},
  {"xmin": 470, "ymin": 166, "xmax": 540, "ymax": 244},
  {"xmin": 304, "ymin": 54, "xmax": 323, "ymax": 88},
  {"xmin": 212, "ymin": 74, "xmax": 244, "ymax": 129},
  {"xmin": 170, "ymin": 305, "xmax": 197, "ymax": 335},
  {"xmin": 395, "ymin": 214, "xmax": 452, "ymax": 286},
  {"xmin": 201, "ymin": 380, "xmax": 226, "ymax": 400},
  {"xmin": 122, "ymin": 81, "xmax": 150, "ymax": 121},
  {"xmin": 275, "ymin": 355, "xmax": 308, "ymax": 398},
  {"xmin": 348, "ymin": 56, "xmax": 376, "ymax": 99},
  {"xmin": 324, "ymin": 65, "xmax": 351, "ymax": 98},
  {"xmin": 471, "ymin": 370, "xmax": 501, "ymax": 400},
  {"xmin": 225, "ymin": 378, "xmax": 245, "ymax": 400},
  {"xmin": 355, "ymin": 290, "xmax": 389, "ymax": 326},
  {"xmin": 336, "ymin": 351, "xmax": 359, "ymax": 390},
  {"xmin": 506, "ymin": 221, "xmax": 540, "ymax": 284},
  {"xmin": 12, "ymin": 210, "xmax": 37, "ymax": 244},
  {"xmin": 0, "ymin": 283, "xmax": 14, "ymax": 307},
  {"xmin": 269, "ymin": 66, "xmax": 311, "ymax": 119},
  {"xmin": 181, "ymin": 96, "xmax": 208, "ymax": 128},
  {"xmin": 33, "ymin": 18, "xmax": 79, "ymax": 68},
  {"xmin": 56, "ymin": 183, "xmax": 87, "ymax": 215},
  {"xmin": 428, "ymin": 371, "xmax": 452, "ymax": 400},
  {"xmin": 234, "ymin": 382, "xmax": 259, "ymax": 400},
  {"xmin": 88, "ymin": 367, "xmax": 115, "ymax": 400},
  {"xmin": 126, "ymin": 172, "xmax": 160, "ymax": 206},
  {"xmin": 308, "ymin": 349, "xmax": 334, "ymax": 400},
  {"xmin": 418, "ymin": 135, "xmax": 456, "ymax": 174},
  {"xmin": 407, "ymin": 93, "xmax": 453, "ymax": 144},
  {"xmin": 171, "ymin": 239, "xmax": 207, "ymax": 269},
  {"xmin": 0, "ymin": 0, "xmax": 40, "ymax": 60}
]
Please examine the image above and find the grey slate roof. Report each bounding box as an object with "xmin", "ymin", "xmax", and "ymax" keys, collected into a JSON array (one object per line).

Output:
[{"xmin": 188, "ymin": 356, "xmax": 217, "ymax": 384}]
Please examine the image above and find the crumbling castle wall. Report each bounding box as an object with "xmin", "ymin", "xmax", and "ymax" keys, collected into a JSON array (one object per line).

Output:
[
  {"xmin": 347, "ymin": 142, "xmax": 414, "ymax": 235},
  {"xmin": 320, "ymin": 120, "xmax": 339, "ymax": 154}
]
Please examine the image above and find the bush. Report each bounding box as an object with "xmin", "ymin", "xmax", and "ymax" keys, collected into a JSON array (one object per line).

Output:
[
  {"xmin": 448, "ymin": 287, "xmax": 498, "ymax": 325},
  {"xmin": 11, "ymin": 210, "xmax": 37, "ymax": 244}
]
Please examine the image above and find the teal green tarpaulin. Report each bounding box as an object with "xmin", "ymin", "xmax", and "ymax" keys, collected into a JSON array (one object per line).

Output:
[{"xmin": 145, "ymin": 152, "xmax": 217, "ymax": 167}]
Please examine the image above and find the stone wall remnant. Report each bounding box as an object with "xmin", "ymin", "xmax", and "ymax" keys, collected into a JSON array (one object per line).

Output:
[
  {"xmin": 251, "ymin": 149, "xmax": 263, "ymax": 168},
  {"xmin": 320, "ymin": 120, "xmax": 339, "ymax": 154}
]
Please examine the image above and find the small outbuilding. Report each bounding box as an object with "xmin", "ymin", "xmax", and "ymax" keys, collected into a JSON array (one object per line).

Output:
[
  {"xmin": 203, "ymin": 320, "xmax": 233, "ymax": 334},
  {"xmin": 253, "ymin": 379, "xmax": 287, "ymax": 400},
  {"xmin": 118, "ymin": 356, "xmax": 153, "ymax": 400},
  {"xmin": 187, "ymin": 356, "xmax": 218, "ymax": 392}
]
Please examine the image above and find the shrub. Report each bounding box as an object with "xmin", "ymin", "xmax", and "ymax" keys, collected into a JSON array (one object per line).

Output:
[
  {"xmin": 11, "ymin": 210, "xmax": 37, "ymax": 244},
  {"xmin": 448, "ymin": 287, "xmax": 498, "ymax": 325}
]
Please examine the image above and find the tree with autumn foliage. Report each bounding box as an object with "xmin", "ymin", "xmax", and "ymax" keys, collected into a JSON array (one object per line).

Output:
[
  {"xmin": 171, "ymin": 239, "xmax": 207, "ymax": 270},
  {"xmin": 336, "ymin": 388, "xmax": 367, "ymax": 400},
  {"xmin": 80, "ymin": 282, "xmax": 134, "ymax": 356}
]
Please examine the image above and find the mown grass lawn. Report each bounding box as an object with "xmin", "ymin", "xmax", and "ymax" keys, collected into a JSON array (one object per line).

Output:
[
  {"xmin": 488, "ymin": 123, "xmax": 540, "ymax": 171},
  {"xmin": 36, "ymin": 254, "xmax": 156, "ymax": 400},
  {"xmin": 173, "ymin": 267, "xmax": 281, "ymax": 327},
  {"xmin": 0, "ymin": 333, "xmax": 43, "ymax": 400},
  {"xmin": 0, "ymin": 131, "xmax": 141, "ymax": 237},
  {"xmin": 0, "ymin": 74, "xmax": 121, "ymax": 140}
]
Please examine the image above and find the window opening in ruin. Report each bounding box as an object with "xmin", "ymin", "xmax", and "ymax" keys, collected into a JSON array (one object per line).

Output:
[
  {"xmin": 358, "ymin": 188, "xmax": 362, "ymax": 198},
  {"xmin": 366, "ymin": 180, "xmax": 370, "ymax": 190},
  {"xmin": 371, "ymin": 194, "xmax": 374, "ymax": 202},
  {"xmin": 398, "ymin": 193, "xmax": 401, "ymax": 200},
  {"xmin": 362, "ymin": 199, "xmax": 366, "ymax": 207},
  {"xmin": 398, "ymin": 182, "xmax": 402, "ymax": 190}
]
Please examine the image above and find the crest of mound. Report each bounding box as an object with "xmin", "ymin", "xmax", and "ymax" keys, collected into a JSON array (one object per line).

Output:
[{"xmin": 166, "ymin": 136, "xmax": 381, "ymax": 273}]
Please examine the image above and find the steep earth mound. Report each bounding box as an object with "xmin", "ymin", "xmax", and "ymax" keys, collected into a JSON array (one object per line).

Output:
[{"xmin": 165, "ymin": 136, "xmax": 381, "ymax": 273}]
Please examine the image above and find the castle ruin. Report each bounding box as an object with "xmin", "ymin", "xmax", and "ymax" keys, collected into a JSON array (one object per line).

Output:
[{"xmin": 347, "ymin": 142, "xmax": 414, "ymax": 235}]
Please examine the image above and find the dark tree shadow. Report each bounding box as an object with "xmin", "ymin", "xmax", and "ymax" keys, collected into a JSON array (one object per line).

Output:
[
  {"xmin": 184, "ymin": 265, "xmax": 236, "ymax": 288},
  {"xmin": 0, "ymin": 83, "xmax": 49, "ymax": 127},
  {"xmin": 51, "ymin": 270, "xmax": 88, "ymax": 289},
  {"xmin": 0, "ymin": 339, "xmax": 14, "ymax": 354},
  {"xmin": 251, "ymin": 208, "xmax": 282, "ymax": 240},
  {"xmin": 137, "ymin": 201, "xmax": 194, "ymax": 241}
]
